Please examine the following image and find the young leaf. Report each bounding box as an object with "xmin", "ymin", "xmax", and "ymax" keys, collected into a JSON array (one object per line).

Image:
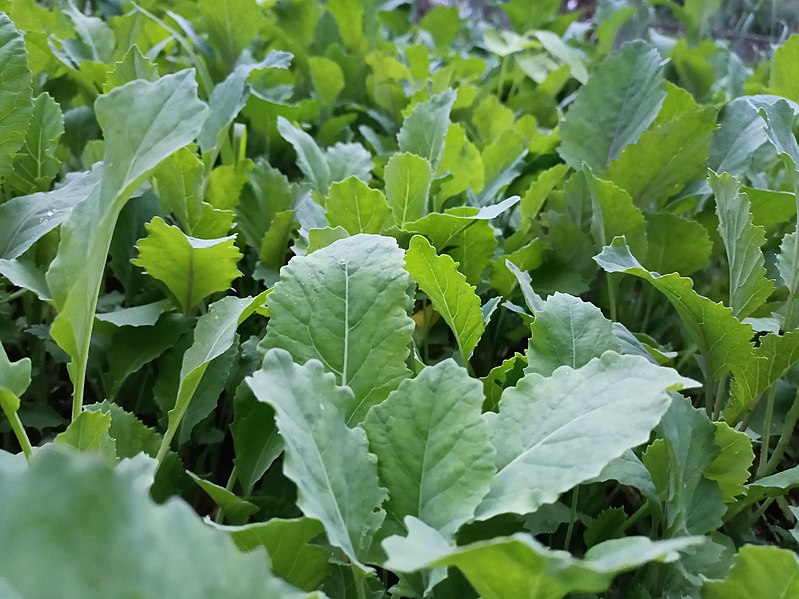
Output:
[
  {"xmin": 0, "ymin": 448, "xmax": 312, "ymax": 599},
  {"xmin": 404, "ymin": 236, "xmax": 485, "ymax": 362},
  {"xmin": 247, "ymin": 349, "xmax": 387, "ymax": 569},
  {"xmin": 231, "ymin": 386, "xmax": 283, "ymax": 496},
  {"xmin": 327, "ymin": 176, "xmax": 391, "ymax": 235},
  {"xmin": 769, "ymin": 34, "xmax": 799, "ymax": 103},
  {"xmin": 0, "ymin": 12, "xmax": 33, "ymax": 177},
  {"xmin": 132, "ymin": 217, "xmax": 243, "ymax": 314},
  {"xmin": 710, "ymin": 170, "xmax": 774, "ymax": 319},
  {"xmin": 7, "ymin": 92, "xmax": 64, "ymax": 194},
  {"xmin": 385, "ymin": 153, "xmax": 433, "ymax": 228},
  {"xmin": 46, "ymin": 70, "xmax": 208, "ymax": 419},
  {"xmin": 363, "ymin": 360, "xmax": 495, "ymax": 537},
  {"xmin": 54, "ymin": 410, "xmax": 116, "ymax": 458},
  {"xmin": 261, "ymin": 234, "xmax": 415, "ymax": 424},
  {"xmin": 384, "ymin": 517, "xmax": 702, "ymax": 599},
  {"xmin": 157, "ymin": 294, "xmax": 265, "ymax": 463},
  {"xmin": 703, "ymin": 545, "xmax": 799, "ymax": 599},
  {"xmin": 277, "ymin": 117, "xmax": 331, "ymax": 193},
  {"xmin": 476, "ymin": 352, "xmax": 696, "ymax": 520},
  {"xmin": 595, "ymin": 237, "xmax": 754, "ymax": 382},
  {"xmin": 559, "ymin": 41, "xmax": 665, "ymax": 170},
  {"xmin": 0, "ymin": 343, "xmax": 32, "ymax": 458},
  {"xmin": 705, "ymin": 422, "xmax": 754, "ymax": 502},
  {"xmin": 197, "ymin": 0, "xmax": 261, "ymax": 69},
  {"xmin": 525, "ymin": 292, "xmax": 621, "ymax": 377},
  {"xmin": 397, "ymin": 90, "xmax": 456, "ymax": 172},
  {"xmin": 709, "ymin": 97, "xmax": 770, "ymax": 177},
  {"xmin": 188, "ymin": 472, "xmax": 259, "ymax": 524}
]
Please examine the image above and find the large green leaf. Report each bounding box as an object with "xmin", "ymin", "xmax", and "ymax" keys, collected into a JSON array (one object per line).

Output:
[
  {"xmin": 476, "ymin": 352, "xmax": 696, "ymax": 520},
  {"xmin": 327, "ymin": 176, "xmax": 391, "ymax": 235},
  {"xmin": 604, "ymin": 106, "xmax": 716, "ymax": 210},
  {"xmin": 384, "ymin": 517, "xmax": 701, "ymax": 599},
  {"xmin": 157, "ymin": 294, "xmax": 265, "ymax": 462},
  {"xmin": 197, "ymin": 0, "xmax": 261, "ymax": 69},
  {"xmin": 0, "ymin": 448, "xmax": 314, "ymax": 599},
  {"xmin": 46, "ymin": 70, "xmax": 208, "ymax": 419},
  {"xmin": 559, "ymin": 41, "xmax": 665, "ymax": 170},
  {"xmin": 132, "ymin": 217, "xmax": 243, "ymax": 314},
  {"xmin": 709, "ymin": 97, "xmax": 770, "ymax": 176},
  {"xmin": 525, "ymin": 292, "xmax": 620, "ymax": 377},
  {"xmin": 6, "ymin": 92, "xmax": 63, "ymax": 194},
  {"xmin": 404, "ymin": 236, "xmax": 484, "ymax": 362},
  {"xmin": 703, "ymin": 545, "xmax": 799, "ymax": 599},
  {"xmin": 262, "ymin": 234, "xmax": 415, "ymax": 424},
  {"xmin": 385, "ymin": 153, "xmax": 433, "ymax": 228},
  {"xmin": 769, "ymin": 34, "xmax": 799, "ymax": 103},
  {"xmin": 363, "ymin": 360, "xmax": 495, "ymax": 537},
  {"xmin": 0, "ymin": 11, "xmax": 33, "ymax": 177},
  {"xmin": 397, "ymin": 90, "xmax": 456, "ymax": 172},
  {"xmin": 247, "ymin": 349, "xmax": 387, "ymax": 569},
  {"xmin": 595, "ymin": 237, "xmax": 754, "ymax": 382},
  {"xmin": 710, "ymin": 171, "xmax": 774, "ymax": 319},
  {"xmin": 644, "ymin": 212, "xmax": 712, "ymax": 276}
]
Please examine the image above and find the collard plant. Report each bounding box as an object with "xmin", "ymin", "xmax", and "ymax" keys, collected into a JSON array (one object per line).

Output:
[{"xmin": 3, "ymin": 1, "xmax": 799, "ymax": 598}]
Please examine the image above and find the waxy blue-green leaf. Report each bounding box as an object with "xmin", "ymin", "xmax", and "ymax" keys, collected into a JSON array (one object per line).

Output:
[
  {"xmin": 247, "ymin": 349, "xmax": 387, "ymax": 569},
  {"xmin": 213, "ymin": 518, "xmax": 329, "ymax": 591},
  {"xmin": 0, "ymin": 12, "xmax": 33, "ymax": 177},
  {"xmin": 751, "ymin": 98, "xmax": 799, "ymax": 192},
  {"xmin": 0, "ymin": 166, "xmax": 101, "ymax": 260},
  {"xmin": 363, "ymin": 360, "xmax": 495, "ymax": 537},
  {"xmin": 728, "ymin": 330, "xmax": 799, "ymax": 423},
  {"xmin": 157, "ymin": 294, "xmax": 265, "ymax": 463},
  {"xmin": 559, "ymin": 41, "xmax": 665, "ymax": 170},
  {"xmin": 102, "ymin": 45, "xmax": 159, "ymax": 92},
  {"xmin": 525, "ymin": 292, "xmax": 621, "ymax": 377},
  {"xmin": 7, "ymin": 92, "xmax": 63, "ymax": 194},
  {"xmin": 0, "ymin": 448, "xmax": 314, "ymax": 599},
  {"xmin": 595, "ymin": 237, "xmax": 754, "ymax": 381},
  {"xmin": 277, "ymin": 116, "xmax": 331, "ymax": 193},
  {"xmin": 384, "ymin": 517, "xmax": 702, "ymax": 599},
  {"xmin": 262, "ymin": 234, "xmax": 415, "ymax": 424},
  {"xmin": 327, "ymin": 177, "xmax": 391, "ymax": 235},
  {"xmin": 46, "ymin": 70, "xmax": 208, "ymax": 420},
  {"xmin": 385, "ymin": 153, "xmax": 433, "ymax": 228},
  {"xmin": 703, "ymin": 545, "xmax": 799, "ymax": 599},
  {"xmin": 711, "ymin": 170, "xmax": 774, "ymax": 319},
  {"xmin": 397, "ymin": 90, "xmax": 456, "ymax": 172},
  {"xmin": 0, "ymin": 258, "xmax": 50, "ymax": 300},
  {"xmin": 405, "ymin": 236, "xmax": 484, "ymax": 362},
  {"xmin": 777, "ymin": 231, "xmax": 799, "ymax": 331},
  {"xmin": 476, "ymin": 352, "xmax": 696, "ymax": 520},
  {"xmin": 132, "ymin": 217, "xmax": 243, "ymax": 314},
  {"xmin": 709, "ymin": 97, "xmax": 770, "ymax": 176}
]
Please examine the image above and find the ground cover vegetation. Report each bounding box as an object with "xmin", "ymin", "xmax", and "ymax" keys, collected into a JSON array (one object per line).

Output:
[{"xmin": 2, "ymin": 0, "xmax": 799, "ymax": 597}]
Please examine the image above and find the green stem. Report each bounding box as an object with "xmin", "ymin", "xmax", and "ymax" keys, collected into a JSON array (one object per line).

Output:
[
  {"xmin": 765, "ymin": 389, "xmax": 799, "ymax": 474},
  {"xmin": 607, "ymin": 272, "xmax": 618, "ymax": 322},
  {"xmin": 564, "ymin": 487, "xmax": 580, "ymax": 551},
  {"xmin": 612, "ymin": 500, "xmax": 651, "ymax": 537},
  {"xmin": 2, "ymin": 405, "xmax": 32, "ymax": 460},
  {"xmin": 496, "ymin": 55, "xmax": 509, "ymax": 100},
  {"xmin": 352, "ymin": 565, "xmax": 369, "ymax": 599},
  {"xmin": 712, "ymin": 377, "xmax": 727, "ymax": 421},
  {"xmin": 757, "ymin": 385, "xmax": 779, "ymax": 477},
  {"xmin": 1, "ymin": 288, "xmax": 27, "ymax": 304},
  {"xmin": 213, "ymin": 468, "xmax": 239, "ymax": 524}
]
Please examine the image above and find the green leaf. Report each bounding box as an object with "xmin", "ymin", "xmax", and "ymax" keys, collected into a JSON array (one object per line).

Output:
[
  {"xmin": 397, "ymin": 90, "xmax": 456, "ymax": 172},
  {"xmin": 769, "ymin": 34, "xmax": 799, "ymax": 103},
  {"xmin": 559, "ymin": 41, "xmax": 665, "ymax": 170},
  {"xmin": 436, "ymin": 123, "xmax": 485, "ymax": 204},
  {"xmin": 0, "ymin": 447, "xmax": 312, "ymax": 599},
  {"xmin": 489, "ymin": 239, "xmax": 547, "ymax": 297},
  {"xmin": 247, "ymin": 349, "xmax": 387, "ymax": 569},
  {"xmin": 6, "ymin": 92, "xmax": 63, "ymax": 194},
  {"xmin": 710, "ymin": 170, "xmax": 774, "ymax": 319},
  {"xmin": 152, "ymin": 147, "xmax": 205, "ymax": 235},
  {"xmin": 95, "ymin": 300, "xmax": 171, "ymax": 328},
  {"xmin": 262, "ymin": 234, "xmax": 415, "ymax": 424},
  {"xmin": 519, "ymin": 164, "xmax": 570, "ymax": 228},
  {"xmin": 327, "ymin": 177, "xmax": 391, "ymax": 235},
  {"xmin": 363, "ymin": 360, "xmax": 495, "ymax": 537},
  {"xmin": 705, "ymin": 421, "xmax": 754, "ymax": 502},
  {"xmin": 476, "ymin": 352, "xmax": 696, "ymax": 520},
  {"xmin": 102, "ymin": 45, "xmax": 159, "ymax": 92},
  {"xmin": 214, "ymin": 518, "xmax": 330, "ymax": 591},
  {"xmin": 525, "ymin": 292, "xmax": 621, "ymax": 377},
  {"xmin": 604, "ymin": 106, "xmax": 716, "ymax": 210},
  {"xmin": 703, "ymin": 545, "xmax": 799, "ymax": 599},
  {"xmin": 777, "ymin": 230, "xmax": 799, "ymax": 331},
  {"xmin": 405, "ymin": 236, "xmax": 485, "ymax": 362},
  {"xmin": 709, "ymin": 97, "xmax": 769, "ymax": 177},
  {"xmin": 584, "ymin": 171, "xmax": 646, "ymax": 253},
  {"xmin": 0, "ymin": 257, "xmax": 50, "ymax": 300},
  {"xmin": 46, "ymin": 70, "xmax": 208, "ymax": 419},
  {"xmin": 384, "ymin": 517, "xmax": 701, "ymax": 599},
  {"xmin": 85, "ymin": 400, "xmax": 162, "ymax": 459},
  {"xmin": 231, "ymin": 385, "xmax": 283, "ymax": 496},
  {"xmin": 0, "ymin": 343, "xmax": 32, "ymax": 459},
  {"xmin": 0, "ymin": 167, "xmax": 101, "ymax": 260},
  {"xmin": 237, "ymin": 159, "xmax": 297, "ymax": 249},
  {"xmin": 746, "ymin": 465, "xmax": 799, "ymax": 501},
  {"xmin": 158, "ymin": 294, "xmax": 265, "ymax": 462},
  {"xmin": 595, "ymin": 237, "xmax": 754, "ymax": 381},
  {"xmin": 645, "ymin": 212, "xmax": 712, "ymax": 276},
  {"xmin": 258, "ymin": 209, "xmax": 296, "ymax": 268},
  {"xmin": 309, "ymin": 56, "xmax": 344, "ymax": 106},
  {"xmin": 385, "ymin": 153, "xmax": 433, "ymax": 228},
  {"xmin": 197, "ymin": 0, "xmax": 261, "ymax": 68},
  {"xmin": 132, "ymin": 217, "xmax": 243, "ymax": 314},
  {"xmin": 278, "ymin": 117, "xmax": 331, "ymax": 193},
  {"xmin": 188, "ymin": 472, "xmax": 259, "ymax": 524},
  {"xmin": 727, "ymin": 330, "xmax": 799, "ymax": 423},
  {"xmin": 0, "ymin": 12, "xmax": 33, "ymax": 177},
  {"xmin": 54, "ymin": 410, "xmax": 116, "ymax": 457}
]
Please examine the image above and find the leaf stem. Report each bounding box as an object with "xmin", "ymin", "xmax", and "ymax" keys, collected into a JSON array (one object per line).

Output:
[
  {"xmin": 765, "ymin": 389, "xmax": 799, "ymax": 475},
  {"xmin": 352, "ymin": 565, "xmax": 369, "ymax": 599},
  {"xmin": 2, "ymin": 404, "xmax": 32, "ymax": 459},
  {"xmin": 757, "ymin": 384, "xmax": 779, "ymax": 477},
  {"xmin": 564, "ymin": 487, "xmax": 580, "ymax": 550}
]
